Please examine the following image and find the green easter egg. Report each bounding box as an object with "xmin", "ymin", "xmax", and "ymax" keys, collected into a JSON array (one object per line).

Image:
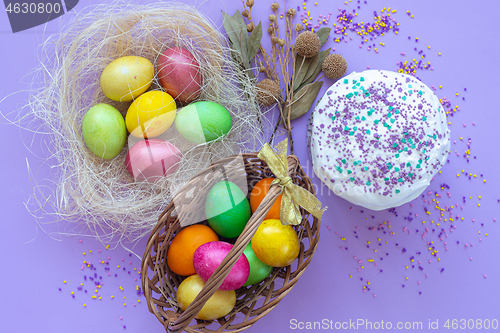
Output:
[
  {"xmin": 82, "ymin": 103, "xmax": 127, "ymax": 159},
  {"xmin": 243, "ymin": 243, "xmax": 273, "ymax": 287},
  {"xmin": 175, "ymin": 101, "xmax": 232, "ymax": 144},
  {"xmin": 205, "ymin": 180, "xmax": 251, "ymax": 238}
]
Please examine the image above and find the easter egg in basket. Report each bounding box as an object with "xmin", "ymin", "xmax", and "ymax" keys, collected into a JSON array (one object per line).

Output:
[
  {"xmin": 243, "ymin": 242, "xmax": 273, "ymax": 286},
  {"xmin": 250, "ymin": 177, "xmax": 282, "ymax": 220},
  {"xmin": 176, "ymin": 274, "xmax": 236, "ymax": 321},
  {"xmin": 166, "ymin": 224, "xmax": 219, "ymax": 276},
  {"xmin": 205, "ymin": 180, "xmax": 251, "ymax": 238},
  {"xmin": 252, "ymin": 219, "xmax": 300, "ymax": 267},
  {"xmin": 193, "ymin": 241, "xmax": 250, "ymax": 291}
]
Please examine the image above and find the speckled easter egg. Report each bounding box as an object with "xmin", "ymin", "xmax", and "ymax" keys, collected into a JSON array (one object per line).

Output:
[
  {"xmin": 157, "ymin": 47, "xmax": 203, "ymax": 104},
  {"xmin": 193, "ymin": 241, "xmax": 250, "ymax": 291},
  {"xmin": 100, "ymin": 56, "xmax": 154, "ymax": 102},
  {"xmin": 252, "ymin": 219, "xmax": 300, "ymax": 267},
  {"xmin": 205, "ymin": 180, "xmax": 251, "ymax": 238},
  {"xmin": 125, "ymin": 139, "xmax": 182, "ymax": 182},
  {"xmin": 82, "ymin": 103, "xmax": 127, "ymax": 159},
  {"xmin": 125, "ymin": 90, "xmax": 177, "ymax": 138},
  {"xmin": 176, "ymin": 274, "xmax": 236, "ymax": 320},
  {"xmin": 242, "ymin": 243, "xmax": 273, "ymax": 287},
  {"xmin": 174, "ymin": 101, "xmax": 232, "ymax": 144}
]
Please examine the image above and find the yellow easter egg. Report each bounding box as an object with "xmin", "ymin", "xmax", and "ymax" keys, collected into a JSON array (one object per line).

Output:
[
  {"xmin": 251, "ymin": 219, "xmax": 300, "ymax": 267},
  {"xmin": 177, "ymin": 274, "xmax": 236, "ymax": 320},
  {"xmin": 100, "ymin": 56, "xmax": 154, "ymax": 102},
  {"xmin": 125, "ymin": 91, "xmax": 177, "ymax": 138}
]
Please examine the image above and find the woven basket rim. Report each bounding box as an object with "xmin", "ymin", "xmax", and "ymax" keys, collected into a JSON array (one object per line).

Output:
[{"xmin": 141, "ymin": 152, "xmax": 321, "ymax": 332}]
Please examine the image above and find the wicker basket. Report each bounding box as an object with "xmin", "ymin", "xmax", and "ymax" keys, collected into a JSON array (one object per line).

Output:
[{"xmin": 141, "ymin": 152, "xmax": 321, "ymax": 332}]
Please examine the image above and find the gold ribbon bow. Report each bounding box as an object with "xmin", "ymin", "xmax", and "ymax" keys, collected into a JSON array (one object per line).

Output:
[{"xmin": 257, "ymin": 139, "xmax": 326, "ymax": 225}]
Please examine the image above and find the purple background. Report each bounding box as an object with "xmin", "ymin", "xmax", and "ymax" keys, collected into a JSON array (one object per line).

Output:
[{"xmin": 1, "ymin": 0, "xmax": 499, "ymax": 332}]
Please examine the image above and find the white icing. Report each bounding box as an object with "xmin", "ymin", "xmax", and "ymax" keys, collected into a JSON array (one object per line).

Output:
[{"xmin": 309, "ymin": 70, "xmax": 450, "ymax": 210}]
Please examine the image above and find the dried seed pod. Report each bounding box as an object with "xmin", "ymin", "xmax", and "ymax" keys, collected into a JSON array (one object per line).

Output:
[
  {"xmin": 294, "ymin": 31, "xmax": 321, "ymax": 58},
  {"xmin": 278, "ymin": 38, "xmax": 286, "ymax": 47},
  {"xmin": 295, "ymin": 23, "xmax": 304, "ymax": 32},
  {"xmin": 271, "ymin": 36, "xmax": 279, "ymax": 45},
  {"xmin": 268, "ymin": 14, "xmax": 276, "ymax": 22},
  {"xmin": 268, "ymin": 27, "xmax": 275, "ymax": 34},
  {"xmin": 322, "ymin": 54, "xmax": 348, "ymax": 79},
  {"xmin": 271, "ymin": 2, "xmax": 279, "ymax": 11},
  {"xmin": 242, "ymin": 10, "xmax": 249, "ymax": 18},
  {"xmin": 256, "ymin": 79, "xmax": 281, "ymax": 107},
  {"xmin": 288, "ymin": 8, "xmax": 297, "ymax": 17},
  {"xmin": 247, "ymin": 23, "xmax": 255, "ymax": 32},
  {"xmin": 246, "ymin": 0, "xmax": 254, "ymax": 7},
  {"xmin": 259, "ymin": 65, "xmax": 266, "ymax": 73}
]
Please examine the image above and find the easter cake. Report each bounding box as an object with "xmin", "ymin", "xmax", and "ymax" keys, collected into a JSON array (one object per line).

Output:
[{"xmin": 307, "ymin": 70, "xmax": 450, "ymax": 210}]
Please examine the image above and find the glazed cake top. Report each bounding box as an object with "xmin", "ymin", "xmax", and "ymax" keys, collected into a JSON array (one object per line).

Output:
[{"xmin": 308, "ymin": 70, "xmax": 450, "ymax": 210}]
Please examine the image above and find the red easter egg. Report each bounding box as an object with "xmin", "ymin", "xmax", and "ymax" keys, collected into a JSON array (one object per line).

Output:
[{"xmin": 157, "ymin": 47, "xmax": 203, "ymax": 104}]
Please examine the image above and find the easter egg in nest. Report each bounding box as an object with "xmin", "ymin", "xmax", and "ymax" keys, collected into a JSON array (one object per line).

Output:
[
  {"xmin": 157, "ymin": 47, "xmax": 203, "ymax": 104},
  {"xmin": 125, "ymin": 139, "xmax": 182, "ymax": 182},
  {"xmin": 100, "ymin": 56, "xmax": 154, "ymax": 102},
  {"xmin": 175, "ymin": 101, "xmax": 232, "ymax": 144},
  {"xmin": 81, "ymin": 103, "xmax": 127, "ymax": 159},
  {"xmin": 125, "ymin": 90, "xmax": 177, "ymax": 138}
]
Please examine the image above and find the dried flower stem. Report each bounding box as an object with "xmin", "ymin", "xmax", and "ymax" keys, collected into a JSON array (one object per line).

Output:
[{"xmin": 240, "ymin": 0, "xmax": 298, "ymax": 154}]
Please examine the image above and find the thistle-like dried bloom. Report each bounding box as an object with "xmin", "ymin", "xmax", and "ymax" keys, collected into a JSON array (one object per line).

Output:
[
  {"xmin": 271, "ymin": 2, "xmax": 279, "ymax": 11},
  {"xmin": 242, "ymin": 10, "xmax": 249, "ymax": 18},
  {"xmin": 247, "ymin": 23, "xmax": 255, "ymax": 32},
  {"xmin": 259, "ymin": 65, "xmax": 266, "ymax": 73},
  {"xmin": 268, "ymin": 27, "xmax": 275, "ymax": 34},
  {"xmin": 278, "ymin": 38, "xmax": 285, "ymax": 47},
  {"xmin": 288, "ymin": 8, "xmax": 297, "ymax": 17},
  {"xmin": 271, "ymin": 36, "xmax": 279, "ymax": 45},
  {"xmin": 269, "ymin": 14, "xmax": 276, "ymax": 22},
  {"xmin": 294, "ymin": 31, "xmax": 321, "ymax": 58},
  {"xmin": 322, "ymin": 54, "xmax": 348, "ymax": 79},
  {"xmin": 256, "ymin": 79, "xmax": 281, "ymax": 107},
  {"xmin": 295, "ymin": 23, "xmax": 304, "ymax": 32},
  {"xmin": 246, "ymin": 0, "xmax": 254, "ymax": 7}
]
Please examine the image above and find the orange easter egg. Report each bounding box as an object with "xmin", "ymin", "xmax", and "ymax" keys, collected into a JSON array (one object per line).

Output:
[{"xmin": 249, "ymin": 178, "xmax": 282, "ymax": 220}]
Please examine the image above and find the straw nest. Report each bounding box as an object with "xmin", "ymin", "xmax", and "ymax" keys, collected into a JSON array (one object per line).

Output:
[{"xmin": 19, "ymin": 0, "xmax": 272, "ymax": 243}]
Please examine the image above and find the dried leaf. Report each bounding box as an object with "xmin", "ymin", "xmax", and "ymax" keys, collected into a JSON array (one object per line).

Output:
[
  {"xmin": 296, "ymin": 51, "xmax": 321, "ymax": 90},
  {"xmin": 316, "ymin": 27, "xmax": 331, "ymax": 46},
  {"xmin": 232, "ymin": 10, "xmax": 248, "ymax": 34},
  {"xmin": 296, "ymin": 48, "xmax": 331, "ymax": 92},
  {"xmin": 232, "ymin": 10, "xmax": 249, "ymax": 52},
  {"xmin": 247, "ymin": 21, "xmax": 262, "ymax": 62},
  {"xmin": 286, "ymin": 81, "xmax": 324, "ymax": 120},
  {"xmin": 292, "ymin": 55, "xmax": 313, "ymax": 91},
  {"xmin": 222, "ymin": 11, "xmax": 250, "ymax": 68}
]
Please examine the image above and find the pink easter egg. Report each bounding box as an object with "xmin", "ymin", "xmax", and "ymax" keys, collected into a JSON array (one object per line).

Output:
[
  {"xmin": 125, "ymin": 139, "xmax": 182, "ymax": 182},
  {"xmin": 193, "ymin": 241, "xmax": 250, "ymax": 291}
]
